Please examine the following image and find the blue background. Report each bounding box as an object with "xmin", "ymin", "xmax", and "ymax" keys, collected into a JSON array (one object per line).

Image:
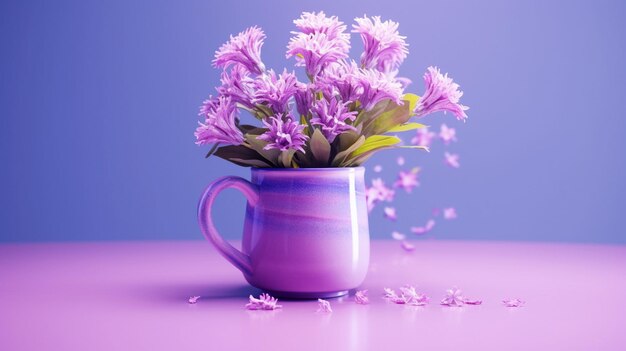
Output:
[{"xmin": 1, "ymin": 0, "xmax": 625, "ymax": 243}]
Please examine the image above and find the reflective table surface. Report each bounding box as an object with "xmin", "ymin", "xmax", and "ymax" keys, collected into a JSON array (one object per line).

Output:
[{"xmin": 1, "ymin": 240, "xmax": 625, "ymax": 350}]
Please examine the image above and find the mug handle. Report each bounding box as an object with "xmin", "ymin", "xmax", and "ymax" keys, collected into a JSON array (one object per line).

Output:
[{"xmin": 197, "ymin": 176, "xmax": 258, "ymax": 276}]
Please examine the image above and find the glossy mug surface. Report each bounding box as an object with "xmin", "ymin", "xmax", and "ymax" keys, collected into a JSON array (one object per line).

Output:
[{"xmin": 197, "ymin": 167, "xmax": 370, "ymax": 298}]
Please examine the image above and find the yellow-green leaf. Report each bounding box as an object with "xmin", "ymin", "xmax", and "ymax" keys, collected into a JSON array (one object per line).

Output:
[
  {"xmin": 387, "ymin": 122, "xmax": 427, "ymax": 133},
  {"xmin": 350, "ymin": 135, "xmax": 402, "ymax": 158},
  {"xmin": 403, "ymin": 93, "xmax": 420, "ymax": 112}
]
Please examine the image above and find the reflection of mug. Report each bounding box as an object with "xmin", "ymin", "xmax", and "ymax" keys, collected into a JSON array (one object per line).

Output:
[{"xmin": 198, "ymin": 167, "xmax": 370, "ymax": 298}]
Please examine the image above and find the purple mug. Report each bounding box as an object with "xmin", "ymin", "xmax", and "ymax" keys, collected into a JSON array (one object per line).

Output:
[{"xmin": 197, "ymin": 167, "xmax": 370, "ymax": 298}]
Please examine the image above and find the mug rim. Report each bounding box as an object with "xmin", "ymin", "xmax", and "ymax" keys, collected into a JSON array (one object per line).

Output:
[{"xmin": 251, "ymin": 166, "xmax": 364, "ymax": 172}]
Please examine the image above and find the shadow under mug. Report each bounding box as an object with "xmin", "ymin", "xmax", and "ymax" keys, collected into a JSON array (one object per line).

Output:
[{"xmin": 197, "ymin": 167, "xmax": 370, "ymax": 299}]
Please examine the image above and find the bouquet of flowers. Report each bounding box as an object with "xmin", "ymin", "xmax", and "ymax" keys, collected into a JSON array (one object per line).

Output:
[{"xmin": 195, "ymin": 12, "xmax": 468, "ymax": 168}]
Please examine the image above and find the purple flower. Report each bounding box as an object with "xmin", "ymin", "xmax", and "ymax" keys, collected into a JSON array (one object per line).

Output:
[
  {"xmin": 317, "ymin": 299, "xmax": 333, "ymax": 313},
  {"xmin": 252, "ymin": 69, "xmax": 300, "ymax": 114},
  {"xmin": 439, "ymin": 123, "xmax": 457, "ymax": 145},
  {"xmin": 294, "ymin": 83, "xmax": 314, "ymax": 117},
  {"xmin": 195, "ymin": 96, "xmax": 244, "ymax": 146},
  {"xmin": 287, "ymin": 32, "xmax": 349, "ymax": 78},
  {"xmin": 217, "ymin": 65, "xmax": 256, "ymax": 110},
  {"xmin": 318, "ymin": 60, "xmax": 362, "ymax": 103},
  {"xmin": 444, "ymin": 152, "xmax": 460, "ymax": 168},
  {"xmin": 310, "ymin": 98, "xmax": 357, "ymax": 142},
  {"xmin": 257, "ymin": 115, "xmax": 308, "ymax": 152},
  {"xmin": 214, "ymin": 26, "xmax": 266, "ymax": 75},
  {"xmin": 352, "ymin": 15, "xmax": 408, "ymax": 72},
  {"xmin": 411, "ymin": 127, "xmax": 436, "ymax": 147},
  {"xmin": 245, "ymin": 293, "xmax": 282, "ymax": 310},
  {"xmin": 415, "ymin": 66, "xmax": 469, "ymax": 121},
  {"xmin": 354, "ymin": 290, "xmax": 369, "ymax": 305},
  {"xmin": 441, "ymin": 287, "xmax": 465, "ymax": 307},
  {"xmin": 293, "ymin": 11, "xmax": 350, "ymax": 53},
  {"xmin": 354, "ymin": 68, "xmax": 404, "ymax": 111}
]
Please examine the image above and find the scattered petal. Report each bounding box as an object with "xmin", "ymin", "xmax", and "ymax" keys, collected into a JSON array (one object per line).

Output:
[
  {"xmin": 411, "ymin": 127, "xmax": 436, "ymax": 148},
  {"xmin": 383, "ymin": 207, "xmax": 397, "ymax": 221},
  {"xmin": 385, "ymin": 285, "xmax": 429, "ymax": 305},
  {"xmin": 440, "ymin": 287, "xmax": 465, "ymax": 307},
  {"xmin": 463, "ymin": 298, "xmax": 482, "ymax": 305},
  {"xmin": 384, "ymin": 287, "xmax": 398, "ymax": 299},
  {"xmin": 444, "ymin": 152, "xmax": 460, "ymax": 168},
  {"xmin": 354, "ymin": 290, "xmax": 369, "ymax": 305},
  {"xmin": 393, "ymin": 168, "xmax": 420, "ymax": 193},
  {"xmin": 502, "ymin": 298, "xmax": 525, "ymax": 307},
  {"xmin": 245, "ymin": 293, "xmax": 282, "ymax": 310},
  {"xmin": 411, "ymin": 219, "xmax": 436, "ymax": 235},
  {"xmin": 400, "ymin": 285, "xmax": 429, "ymax": 306},
  {"xmin": 366, "ymin": 178, "xmax": 395, "ymax": 212},
  {"xmin": 439, "ymin": 124, "xmax": 458, "ymax": 145},
  {"xmin": 443, "ymin": 207, "xmax": 457, "ymax": 220},
  {"xmin": 373, "ymin": 164, "xmax": 383, "ymax": 173},
  {"xmin": 391, "ymin": 231, "xmax": 406, "ymax": 240},
  {"xmin": 188, "ymin": 296, "xmax": 201, "ymax": 304},
  {"xmin": 396, "ymin": 156, "xmax": 405, "ymax": 166},
  {"xmin": 401, "ymin": 241, "xmax": 416, "ymax": 252},
  {"xmin": 317, "ymin": 299, "xmax": 333, "ymax": 312}
]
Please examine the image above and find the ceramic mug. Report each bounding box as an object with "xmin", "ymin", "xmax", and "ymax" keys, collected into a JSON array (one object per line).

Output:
[{"xmin": 197, "ymin": 167, "xmax": 370, "ymax": 298}]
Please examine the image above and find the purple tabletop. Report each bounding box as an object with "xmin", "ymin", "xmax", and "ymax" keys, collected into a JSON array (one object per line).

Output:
[{"xmin": 1, "ymin": 240, "xmax": 625, "ymax": 350}]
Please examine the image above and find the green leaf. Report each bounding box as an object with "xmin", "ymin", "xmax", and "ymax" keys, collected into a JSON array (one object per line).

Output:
[
  {"xmin": 239, "ymin": 124, "xmax": 266, "ymax": 135},
  {"xmin": 280, "ymin": 150, "xmax": 296, "ymax": 168},
  {"xmin": 353, "ymin": 100, "xmax": 391, "ymax": 126},
  {"xmin": 229, "ymin": 158, "xmax": 271, "ymax": 167},
  {"xmin": 386, "ymin": 122, "xmax": 427, "ymax": 133},
  {"xmin": 214, "ymin": 145, "xmax": 267, "ymax": 167},
  {"xmin": 398, "ymin": 145, "xmax": 430, "ymax": 152},
  {"xmin": 335, "ymin": 131, "xmax": 360, "ymax": 153},
  {"xmin": 361, "ymin": 100, "xmax": 411, "ymax": 136},
  {"xmin": 403, "ymin": 93, "xmax": 420, "ymax": 113},
  {"xmin": 309, "ymin": 129, "xmax": 331, "ymax": 165},
  {"xmin": 349, "ymin": 135, "xmax": 402, "ymax": 158},
  {"xmin": 245, "ymin": 134, "xmax": 279, "ymax": 166},
  {"xmin": 332, "ymin": 135, "xmax": 366, "ymax": 166},
  {"xmin": 204, "ymin": 143, "xmax": 221, "ymax": 158}
]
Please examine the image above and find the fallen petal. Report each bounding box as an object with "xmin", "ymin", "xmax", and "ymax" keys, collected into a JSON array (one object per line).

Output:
[
  {"xmin": 401, "ymin": 241, "xmax": 415, "ymax": 252},
  {"xmin": 317, "ymin": 298, "xmax": 333, "ymax": 312},
  {"xmin": 354, "ymin": 290, "xmax": 369, "ymax": 305},
  {"xmin": 245, "ymin": 293, "xmax": 282, "ymax": 310},
  {"xmin": 188, "ymin": 296, "xmax": 201, "ymax": 304},
  {"xmin": 502, "ymin": 298, "xmax": 525, "ymax": 307},
  {"xmin": 463, "ymin": 298, "xmax": 482, "ymax": 305}
]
